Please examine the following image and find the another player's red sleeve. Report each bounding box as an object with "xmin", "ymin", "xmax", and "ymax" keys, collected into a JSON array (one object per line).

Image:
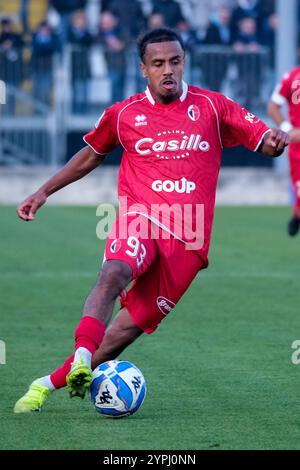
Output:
[
  {"xmin": 217, "ymin": 95, "xmax": 270, "ymax": 151},
  {"xmin": 83, "ymin": 105, "xmax": 120, "ymax": 155},
  {"xmin": 270, "ymin": 72, "xmax": 292, "ymax": 105}
]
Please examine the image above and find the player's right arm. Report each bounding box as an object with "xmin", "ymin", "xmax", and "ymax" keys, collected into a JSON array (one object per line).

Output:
[
  {"xmin": 267, "ymin": 100, "xmax": 289, "ymax": 129},
  {"xmin": 17, "ymin": 146, "xmax": 106, "ymax": 221}
]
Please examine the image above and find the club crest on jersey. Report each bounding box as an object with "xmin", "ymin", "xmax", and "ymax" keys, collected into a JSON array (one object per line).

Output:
[
  {"xmin": 188, "ymin": 105, "xmax": 200, "ymax": 121},
  {"xmin": 110, "ymin": 239, "xmax": 121, "ymax": 254},
  {"xmin": 157, "ymin": 296, "xmax": 175, "ymax": 316}
]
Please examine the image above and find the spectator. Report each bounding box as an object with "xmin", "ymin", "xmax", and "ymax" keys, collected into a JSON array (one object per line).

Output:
[
  {"xmin": 200, "ymin": 7, "xmax": 232, "ymax": 92},
  {"xmin": 176, "ymin": 18, "xmax": 200, "ymax": 85},
  {"xmin": 148, "ymin": 13, "xmax": 166, "ymax": 30},
  {"xmin": 50, "ymin": 0, "xmax": 87, "ymax": 43},
  {"xmin": 231, "ymin": 0, "xmax": 260, "ymax": 42},
  {"xmin": 203, "ymin": 7, "xmax": 232, "ymax": 46},
  {"xmin": 68, "ymin": 10, "xmax": 92, "ymax": 114},
  {"xmin": 98, "ymin": 11, "xmax": 126, "ymax": 104},
  {"xmin": 261, "ymin": 11, "xmax": 277, "ymax": 67},
  {"xmin": 20, "ymin": 0, "xmax": 30, "ymax": 34},
  {"xmin": 260, "ymin": 11, "xmax": 278, "ymax": 95},
  {"xmin": 0, "ymin": 18, "xmax": 24, "ymax": 114},
  {"xmin": 233, "ymin": 16, "xmax": 262, "ymax": 109},
  {"xmin": 259, "ymin": 0, "xmax": 275, "ymax": 18},
  {"xmin": 101, "ymin": 0, "xmax": 147, "ymax": 41},
  {"xmin": 233, "ymin": 16, "xmax": 260, "ymax": 52},
  {"xmin": 176, "ymin": 19, "xmax": 199, "ymax": 52},
  {"xmin": 31, "ymin": 21, "xmax": 61, "ymax": 106},
  {"xmin": 152, "ymin": 0, "xmax": 185, "ymax": 29}
]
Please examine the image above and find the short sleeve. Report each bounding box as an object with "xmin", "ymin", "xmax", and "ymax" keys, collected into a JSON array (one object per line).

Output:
[
  {"xmin": 270, "ymin": 72, "xmax": 292, "ymax": 105},
  {"xmin": 217, "ymin": 95, "xmax": 270, "ymax": 150},
  {"xmin": 83, "ymin": 105, "xmax": 120, "ymax": 155}
]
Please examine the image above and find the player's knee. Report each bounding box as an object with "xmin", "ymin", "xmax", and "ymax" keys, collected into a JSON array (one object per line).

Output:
[{"xmin": 99, "ymin": 260, "xmax": 132, "ymax": 297}]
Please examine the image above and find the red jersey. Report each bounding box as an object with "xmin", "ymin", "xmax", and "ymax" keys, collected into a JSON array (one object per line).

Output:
[
  {"xmin": 84, "ymin": 82, "xmax": 269, "ymax": 263},
  {"xmin": 271, "ymin": 66, "xmax": 300, "ymax": 127}
]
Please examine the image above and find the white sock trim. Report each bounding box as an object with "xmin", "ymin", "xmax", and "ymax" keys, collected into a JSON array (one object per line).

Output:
[
  {"xmin": 74, "ymin": 347, "xmax": 92, "ymax": 368},
  {"xmin": 38, "ymin": 375, "xmax": 56, "ymax": 391}
]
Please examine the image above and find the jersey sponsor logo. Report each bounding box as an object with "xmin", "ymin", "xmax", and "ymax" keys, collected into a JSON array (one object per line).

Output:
[
  {"xmin": 188, "ymin": 104, "xmax": 200, "ymax": 121},
  {"xmin": 135, "ymin": 133, "xmax": 210, "ymax": 156},
  {"xmin": 244, "ymin": 112, "xmax": 260, "ymax": 124},
  {"xmin": 157, "ymin": 296, "xmax": 175, "ymax": 316},
  {"xmin": 135, "ymin": 114, "xmax": 148, "ymax": 126},
  {"xmin": 152, "ymin": 177, "xmax": 196, "ymax": 194},
  {"xmin": 110, "ymin": 239, "xmax": 121, "ymax": 253}
]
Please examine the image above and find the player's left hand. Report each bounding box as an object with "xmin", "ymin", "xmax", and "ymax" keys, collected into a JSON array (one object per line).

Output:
[{"xmin": 262, "ymin": 128, "xmax": 290, "ymax": 156}]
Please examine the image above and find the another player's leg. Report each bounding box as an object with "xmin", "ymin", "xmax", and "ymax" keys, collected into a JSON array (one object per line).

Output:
[
  {"xmin": 288, "ymin": 195, "xmax": 300, "ymax": 236},
  {"xmin": 288, "ymin": 204, "xmax": 300, "ymax": 236},
  {"xmin": 287, "ymin": 154, "xmax": 300, "ymax": 236}
]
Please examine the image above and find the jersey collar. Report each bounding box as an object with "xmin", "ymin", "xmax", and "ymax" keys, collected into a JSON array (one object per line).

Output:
[{"xmin": 145, "ymin": 80, "xmax": 188, "ymax": 105}]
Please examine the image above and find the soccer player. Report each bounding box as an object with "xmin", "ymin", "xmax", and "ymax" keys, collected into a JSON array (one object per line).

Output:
[
  {"xmin": 268, "ymin": 66, "xmax": 300, "ymax": 236},
  {"xmin": 14, "ymin": 28, "xmax": 289, "ymax": 413}
]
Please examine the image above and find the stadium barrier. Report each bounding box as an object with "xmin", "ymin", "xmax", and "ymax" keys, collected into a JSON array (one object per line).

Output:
[{"xmin": 0, "ymin": 45, "xmax": 272, "ymax": 166}]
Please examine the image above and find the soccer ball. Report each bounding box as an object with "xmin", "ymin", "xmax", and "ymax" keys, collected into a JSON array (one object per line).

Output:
[{"xmin": 90, "ymin": 360, "xmax": 147, "ymax": 418}]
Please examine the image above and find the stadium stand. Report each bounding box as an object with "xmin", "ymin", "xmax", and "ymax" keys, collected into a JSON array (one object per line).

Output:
[{"xmin": 0, "ymin": 0, "xmax": 281, "ymax": 170}]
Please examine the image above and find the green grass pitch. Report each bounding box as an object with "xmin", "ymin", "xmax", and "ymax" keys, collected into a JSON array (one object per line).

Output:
[{"xmin": 0, "ymin": 205, "xmax": 300, "ymax": 450}]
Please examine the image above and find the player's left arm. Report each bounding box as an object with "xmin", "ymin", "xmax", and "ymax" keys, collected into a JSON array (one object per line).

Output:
[{"xmin": 257, "ymin": 128, "xmax": 290, "ymax": 157}]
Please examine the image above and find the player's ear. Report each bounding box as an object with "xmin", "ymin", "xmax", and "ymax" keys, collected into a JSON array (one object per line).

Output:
[{"xmin": 140, "ymin": 62, "xmax": 148, "ymax": 78}]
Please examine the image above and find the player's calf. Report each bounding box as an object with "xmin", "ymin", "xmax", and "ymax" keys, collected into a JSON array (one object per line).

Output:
[
  {"xmin": 91, "ymin": 308, "xmax": 143, "ymax": 369},
  {"xmin": 67, "ymin": 262, "xmax": 133, "ymax": 397}
]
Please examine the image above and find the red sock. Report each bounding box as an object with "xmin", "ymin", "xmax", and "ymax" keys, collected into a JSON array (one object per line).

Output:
[
  {"xmin": 74, "ymin": 316, "xmax": 105, "ymax": 354},
  {"xmin": 50, "ymin": 355, "xmax": 74, "ymax": 389},
  {"xmin": 50, "ymin": 317, "xmax": 105, "ymax": 389}
]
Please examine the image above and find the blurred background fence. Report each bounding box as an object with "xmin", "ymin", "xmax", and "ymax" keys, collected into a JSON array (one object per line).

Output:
[
  {"xmin": 0, "ymin": 44, "xmax": 273, "ymax": 166},
  {"xmin": 0, "ymin": 0, "xmax": 297, "ymax": 171}
]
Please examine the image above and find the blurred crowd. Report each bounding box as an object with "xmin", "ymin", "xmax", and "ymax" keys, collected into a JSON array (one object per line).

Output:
[{"xmin": 0, "ymin": 0, "xmax": 287, "ymax": 113}]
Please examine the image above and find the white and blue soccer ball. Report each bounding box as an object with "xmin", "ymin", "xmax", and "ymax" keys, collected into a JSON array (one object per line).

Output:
[{"xmin": 90, "ymin": 360, "xmax": 147, "ymax": 418}]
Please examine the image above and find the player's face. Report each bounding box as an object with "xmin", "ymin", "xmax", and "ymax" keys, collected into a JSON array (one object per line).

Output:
[{"xmin": 140, "ymin": 41, "xmax": 185, "ymax": 104}]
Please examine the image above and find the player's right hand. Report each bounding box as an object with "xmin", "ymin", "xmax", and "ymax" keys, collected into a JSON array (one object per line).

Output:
[{"xmin": 17, "ymin": 191, "xmax": 47, "ymax": 221}]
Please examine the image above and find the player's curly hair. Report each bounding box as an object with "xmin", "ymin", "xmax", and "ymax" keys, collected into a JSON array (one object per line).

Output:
[{"xmin": 137, "ymin": 28, "xmax": 185, "ymax": 63}]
